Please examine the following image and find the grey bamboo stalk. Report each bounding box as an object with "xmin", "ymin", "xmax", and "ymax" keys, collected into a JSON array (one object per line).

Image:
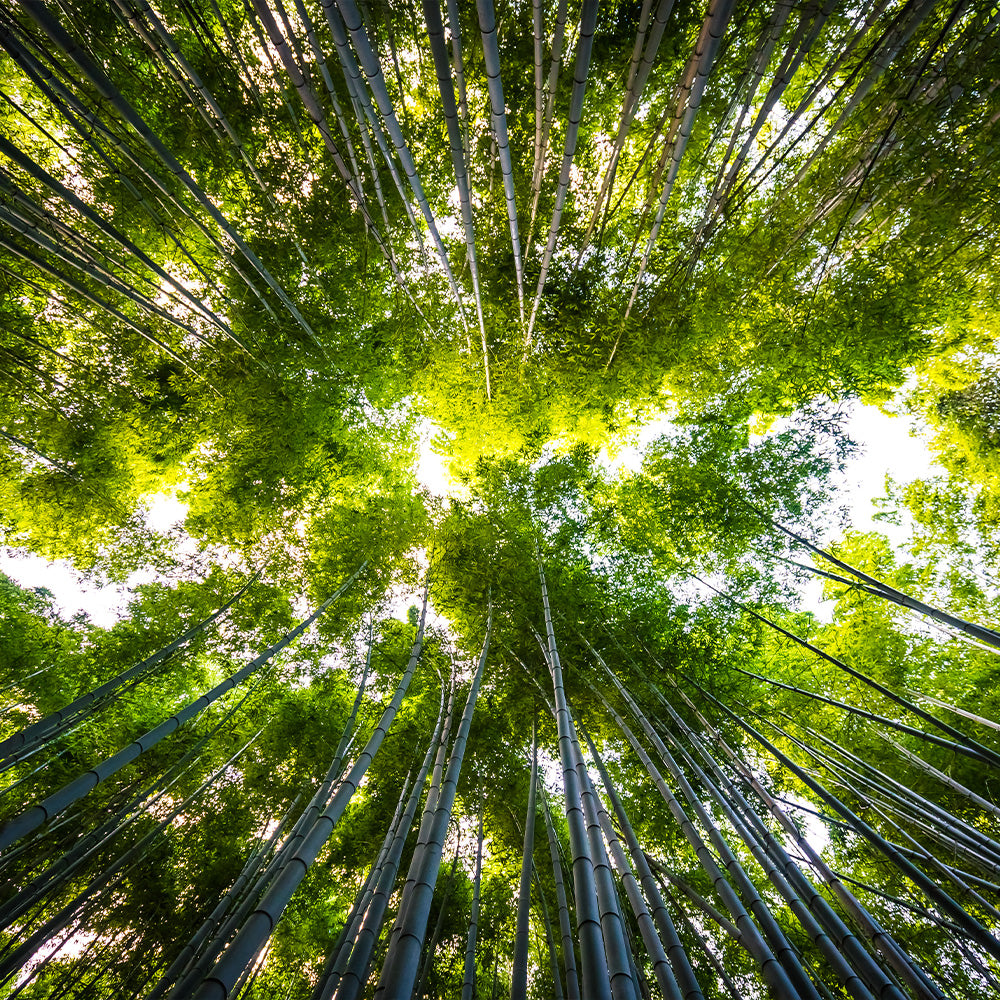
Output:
[
  {"xmin": 0, "ymin": 730, "xmax": 262, "ymax": 987},
  {"xmin": 524, "ymin": 0, "xmax": 569, "ymax": 260},
  {"xmin": 423, "ymin": 667, "xmax": 458, "ymax": 823},
  {"xmin": 20, "ymin": 0, "xmax": 319, "ymax": 343},
  {"xmin": 532, "ymin": 861, "xmax": 566, "ymax": 1000},
  {"xmin": 600, "ymin": 676, "xmax": 823, "ymax": 1000},
  {"xmin": 511, "ymin": 720, "xmax": 538, "ymax": 998},
  {"xmin": 653, "ymin": 706, "xmax": 884, "ymax": 1000},
  {"xmin": 541, "ymin": 786, "xmax": 580, "ymax": 1000},
  {"xmin": 531, "ymin": 0, "xmax": 544, "ymax": 191},
  {"xmin": 577, "ymin": 0, "xmax": 676, "ymax": 260},
  {"xmin": 461, "ymin": 808, "xmax": 485, "ymax": 1000},
  {"xmin": 654, "ymin": 678, "xmax": 910, "ymax": 1000},
  {"xmin": 0, "ymin": 176, "xmax": 217, "ymax": 351},
  {"xmin": 0, "ymin": 563, "xmax": 366, "ymax": 851},
  {"xmin": 189, "ymin": 579, "xmax": 430, "ymax": 1000},
  {"xmin": 582, "ymin": 727, "xmax": 702, "ymax": 1000},
  {"xmin": 0, "ymin": 133, "xmax": 240, "ymax": 346},
  {"xmin": 687, "ymin": 0, "xmax": 796, "ymax": 260},
  {"xmin": 145, "ymin": 798, "xmax": 300, "ymax": 1000},
  {"xmin": 248, "ymin": 1, "xmax": 369, "ymax": 226},
  {"xmin": 697, "ymin": 572, "xmax": 1000, "ymax": 768},
  {"xmin": 331, "ymin": 680, "xmax": 448, "ymax": 1000},
  {"xmin": 771, "ymin": 517, "xmax": 1000, "ymax": 650},
  {"xmin": 0, "ymin": 19, "xmax": 260, "ymax": 306},
  {"xmin": 525, "ymin": 0, "xmax": 599, "ymax": 349},
  {"xmin": 0, "ymin": 224, "xmax": 212, "ymax": 389},
  {"xmin": 718, "ymin": 0, "xmax": 895, "ymax": 215},
  {"xmin": 0, "ymin": 23, "xmax": 281, "ymax": 319},
  {"xmin": 660, "ymin": 876, "xmax": 749, "ymax": 1000},
  {"xmin": 536, "ymin": 546, "xmax": 613, "ymax": 1000},
  {"xmin": 311, "ymin": 772, "xmax": 414, "ymax": 1000},
  {"xmin": 424, "ymin": 0, "xmax": 491, "ymax": 394},
  {"xmin": 0, "ymin": 563, "xmax": 266, "ymax": 767},
  {"xmin": 319, "ymin": 0, "xmax": 428, "ymax": 251},
  {"xmin": 0, "ymin": 194, "xmax": 220, "ymax": 356},
  {"xmin": 625, "ymin": 0, "xmax": 736, "ymax": 321},
  {"xmin": 572, "ymin": 738, "xmax": 639, "ymax": 1000},
  {"xmin": 730, "ymin": 661, "xmax": 987, "ymax": 764},
  {"xmin": 906, "ymin": 691, "xmax": 1000, "ymax": 733},
  {"xmin": 687, "ymin": 672, "xmax": 1000, "ymax": 964},
  {"xmin": 333, "ymin": 0, "xmax": 469, "ymax": 326},
  {"xmin": 2, "ymin": 663, "xmax": 275, "ymax": 929},
  {"xmin": 374, "ymin": 608, "xmax": 492, "ymax": 999},
  {"xmin": 114, "ymin": 0, "xmax": 307, "ymax": 256},
  {"xmin": 413, "ymin": 837, "xmax": 462, "ymax": 998},
  {"xmin": 577, "ymin": 737, "xmax": 663, "ymax": 999},
  {"xmin": 793, "ymin": 718, "xmax": 1000, "ymax": 868},
  {"xmin": 671, "ymin": 672, "xmax": 953, "ymax": 1000},
  {"xmin": 592, "ymin": 684, "xmax": 801, "ymax": 998},
  {"xmin": 289, "ymin": 0, "xmax": 366, "ymax": 196},
  {"xmin": 581, "ymin": 652, "xmax": 819, "ymax": 996},
  {"xmin": 813, "ymin": 742, "xmax": 1000, "ymax": 927},
  {"xmin": 476, "ymin": 0, "xmax": 525, "ymax": 324}
]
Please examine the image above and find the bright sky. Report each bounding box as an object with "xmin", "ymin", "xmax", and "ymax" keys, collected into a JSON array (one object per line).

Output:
[
  {"xmin": 0, "ymin": 493, "xmax": 188, "ymax": 627},
  {"xmin": 0, "ymin": 403, "xmax": 939, "ymax": 628}
]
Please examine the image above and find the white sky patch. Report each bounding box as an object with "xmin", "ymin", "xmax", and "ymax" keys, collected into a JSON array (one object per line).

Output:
[
  {"xmin": 831, "ymin": 402, "xmax": 936, "ymax": 541},
  {"xmin": 1, "ymin": 492, "xmax": 189, "ymax": 627},
  {"xmin": 798, "ymin": 401, "xmax": 938, "ymax": 618},
  {"xmin": 0, "ymin": 549, "xmax": 131, "ymax": 627},
  {"xmin": 413, "ymin": 418, "xmax": 469, "ymax": 500},
  {"xmin": 594, "ymin": 397, "xmax": 941, "ymax": 620}
]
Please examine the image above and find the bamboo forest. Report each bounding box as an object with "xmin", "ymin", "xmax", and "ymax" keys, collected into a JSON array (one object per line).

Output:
[{"xmin": 4, "ymin": 0, "xmax": 1000, "ymax": 996}]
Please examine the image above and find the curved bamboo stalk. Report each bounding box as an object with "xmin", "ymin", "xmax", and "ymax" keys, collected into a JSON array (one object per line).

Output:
[
  {"xmin": 374, "ymin": 606, "xmax": 491, "ymax": 999},
  {"xmin": 0, "ymin": 564, "xmax": 266, "ymax": 768},
  {"xmin": 460, "ymin": 807, "xmax": 485, "ymax": 1000},
  {"xmin": 0, "ymin": 563, "xmax": 366, "ymax": 852},
  {"xmin": 190, "ymin": 579, "xmax": 430, "ymax": 999},
  {"xmin": 524, "ymin": 0, "xmax": 599, "ymax": 351},
  {"xmin": 19, "ymin": 0, "xmax": 320, "ymax": 344},
  {"xmin": 510, "ymin": 720, "xmax": 538, "ymax": 998},
  {"xmin": 476, "ymin": 0, "xmax": 525, "ymax": 324}
]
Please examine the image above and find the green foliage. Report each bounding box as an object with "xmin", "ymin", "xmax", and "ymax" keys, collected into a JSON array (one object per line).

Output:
[{"xmin": 4, "ymin": 2, "xmax": 1000, "ymax": 997}]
